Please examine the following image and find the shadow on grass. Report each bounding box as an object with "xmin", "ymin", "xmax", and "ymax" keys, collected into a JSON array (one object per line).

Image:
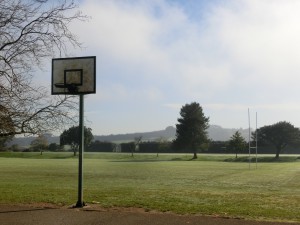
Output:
[
  {"xmin": 224, "ymin": 156, "xmax": 299, "ymax": 163},
  {"xmin": 109, "ymin": 156, "xmax": 194, "ymax": 163}
]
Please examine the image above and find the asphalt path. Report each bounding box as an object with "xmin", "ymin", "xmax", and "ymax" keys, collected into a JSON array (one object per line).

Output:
[{"xmin": 0, "ymin": 205, "xmax": 299, "ymax": 225}]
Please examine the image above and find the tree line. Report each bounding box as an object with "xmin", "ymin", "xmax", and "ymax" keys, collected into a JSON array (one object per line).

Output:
[
  {"xmin": 2, "ymin": 102, "xmax": 300, "ymax": 159},
  {"xmin": 4, "ymin": 102, "xmax": 295, "ymax": 159}
]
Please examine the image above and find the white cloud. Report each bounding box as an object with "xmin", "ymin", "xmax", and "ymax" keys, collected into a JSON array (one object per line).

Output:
[
  {"xmin": 209, "ymin": 0, "xmax": 300, "ymax": 87},
  {"xmin": 163, "ymin": 103, "xmax": 182, "ymax": 110},
  {"xmin": 75, "ymin": 0, "xmax": 168, "ymax": 68},
  {"xmin": 74, "ymin": 0, "xmax": 235, "ymax": 98}
]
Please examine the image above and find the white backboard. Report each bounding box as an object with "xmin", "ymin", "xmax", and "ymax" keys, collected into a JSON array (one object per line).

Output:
[{"xmin": 52, "ymin": 56, "xmax": 96, "ymax": 95}]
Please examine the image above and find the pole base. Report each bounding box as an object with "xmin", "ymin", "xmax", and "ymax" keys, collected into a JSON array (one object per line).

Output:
[{"xmin": 75, "ymin": 201, "xmax": 86, "ymax": 208}]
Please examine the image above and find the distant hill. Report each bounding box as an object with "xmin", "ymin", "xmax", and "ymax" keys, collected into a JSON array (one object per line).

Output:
[
  {"xmin": 93, "ymin": 125, "xmax": 251, "ymax": 143},
  {"xmin": 7, "ymin": 125, "xmax": 252, "ymax": 147},
  {"xmin": 94, "ymin": 126, "xmax": 176, "ymax": 143},
  {"xmin": 208, "ymin": 125, "xmax": 250, "ymax": 141},
  {"xmin": 7, "ymin": 134, "xmax": 59, "ymax": 149}
]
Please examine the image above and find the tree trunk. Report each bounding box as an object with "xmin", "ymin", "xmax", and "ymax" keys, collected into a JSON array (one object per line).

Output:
[
  {"xmin": 192, "ymin": 152, "xmax": 198, "ymax": 159},
  {"xmin": 274, "ymin": 144, "xmax": 282, "ymax": 159},
  {"xmin": 275, "ymin": 148, "xmax": 281, "ymax": 159},
  {"xmin": 236, "ymin": 152, "xmax": 237, "ymax": 159}
]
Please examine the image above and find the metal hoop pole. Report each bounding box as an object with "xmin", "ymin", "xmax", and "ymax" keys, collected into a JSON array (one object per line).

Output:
[{"xmin": 76, "ymin": 94, "xmax": 85, "ymax": 207}]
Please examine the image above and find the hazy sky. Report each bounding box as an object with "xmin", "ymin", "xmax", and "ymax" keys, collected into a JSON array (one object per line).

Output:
[{"xmin": 48, "ymin": 0, "xmax": 300, "ymax": 135}]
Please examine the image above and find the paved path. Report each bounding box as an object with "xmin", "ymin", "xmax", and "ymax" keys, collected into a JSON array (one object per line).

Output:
[{"xmin": 0, "ymin": 205, "xmax": 299, "ymax": 225}]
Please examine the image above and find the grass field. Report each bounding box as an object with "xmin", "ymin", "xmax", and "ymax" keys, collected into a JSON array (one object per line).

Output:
[{"xmin": 0, "ymin": 152, "xmax": 299, "ymax": 222}]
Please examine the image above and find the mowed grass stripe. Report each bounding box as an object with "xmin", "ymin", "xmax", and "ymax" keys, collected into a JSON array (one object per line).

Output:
[{"xmin": 0, "ymin": 153, "xmax": 299, "ymax": 222}]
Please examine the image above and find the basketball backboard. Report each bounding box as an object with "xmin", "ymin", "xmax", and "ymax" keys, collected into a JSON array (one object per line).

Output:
[{"xmin": 52, "ymin": 56, "xmax": 96, "ymax": 95}]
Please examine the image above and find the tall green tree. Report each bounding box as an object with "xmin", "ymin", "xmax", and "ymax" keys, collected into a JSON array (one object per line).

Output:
[
  {"xmin": 255, "ymin": 121, "xmax": 300, "ymax": 159},
  {"xmin": 60, "ymin": 126, "xmax": 94, "ymax": 156},
  {"xmin": 228, "ymin": 131, "xmax": 247, "ymax": 158},
  {"xmin": 173, "ymin": 102, "xmax": 209, "ymax": 159}
]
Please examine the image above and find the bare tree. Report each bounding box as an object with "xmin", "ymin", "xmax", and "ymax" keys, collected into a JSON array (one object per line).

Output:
[
  {"xmin": 131, "ymin": 136, "xmax": 142, "ymax": 157},
  {"xmin": 30, "ymin": 133, "xmax": 48, "ymax": 155},
  {"xmin": 0, "ymin": 0, "xmax": 87, "ymax": 137}
]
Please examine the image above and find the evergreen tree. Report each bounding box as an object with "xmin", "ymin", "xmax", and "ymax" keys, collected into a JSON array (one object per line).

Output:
[
  {"xmin": 228, "ymin": 131, "xmax": 247, "ymax": 158},
  {"xmin": 173, "ymin": 102, "xmax": 209, "ymax": 159}
]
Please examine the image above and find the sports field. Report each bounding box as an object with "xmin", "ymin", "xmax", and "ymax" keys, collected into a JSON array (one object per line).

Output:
[{"xmin": 0, "ymin": 152, "xmax": 299, "ymax": 222}]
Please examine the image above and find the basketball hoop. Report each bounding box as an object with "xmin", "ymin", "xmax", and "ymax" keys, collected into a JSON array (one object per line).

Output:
[{"xmin": 54, "ymin": 83, "xmax": 79, "ymax": 94}]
